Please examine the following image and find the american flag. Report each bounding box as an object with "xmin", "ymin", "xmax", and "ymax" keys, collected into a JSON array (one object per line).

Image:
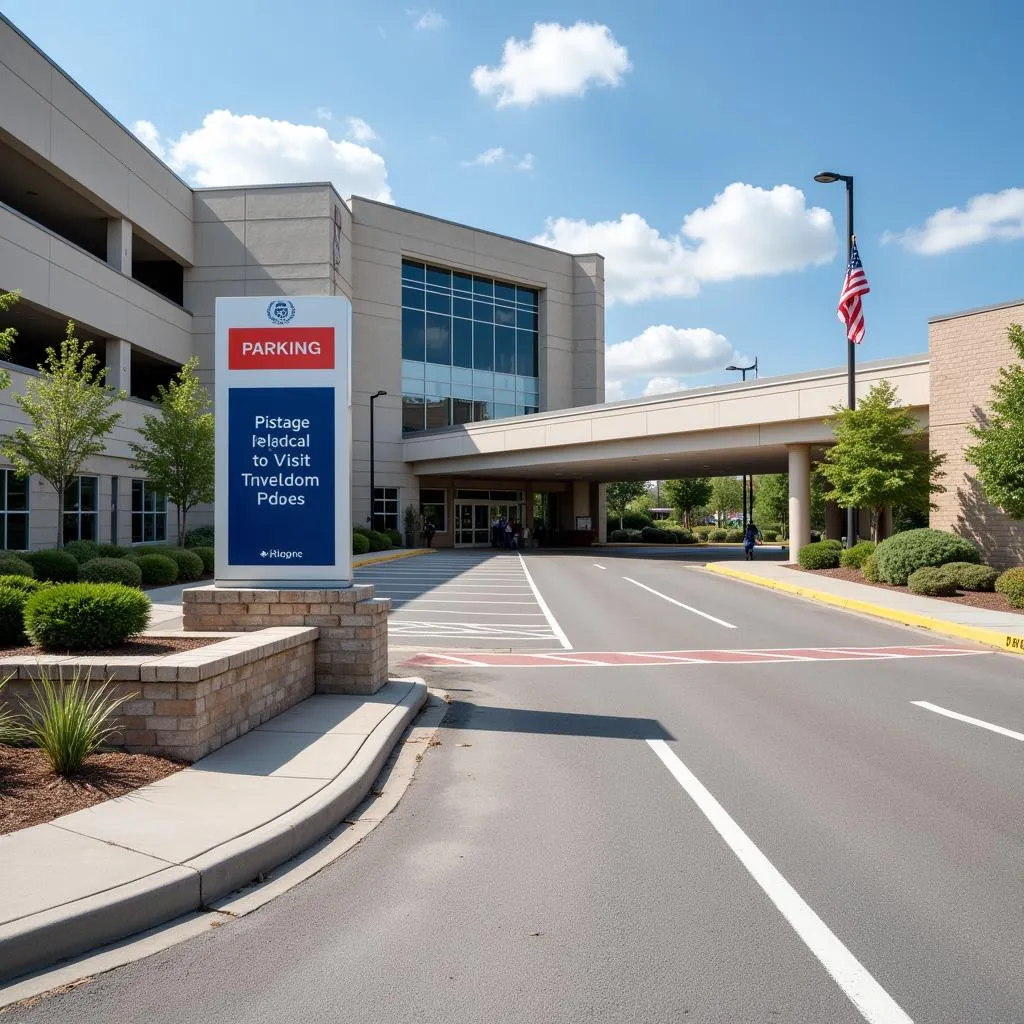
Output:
[{"xmin": 837, "ymin": 238, "xmax": 870, "ymax": 344}]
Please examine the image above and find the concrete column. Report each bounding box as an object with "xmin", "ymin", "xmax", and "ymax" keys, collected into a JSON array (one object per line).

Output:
[
  {"xmin": 572, "ymin": 480, "xmax": 590, "ymax": 528},
  {"xmin": 106, "ymin": 218, "xmax": 132, "ymax": 274},
  {"xmin": 788, "ymin": 445, "xmax": 811, "ymax": 559},
  {"xmin": 105, "ymin": 339, "xmax": 131, "ymax": 395},
  {"xmin": 596, "ymin": 483, "xmax": 607, "ymax": 543}
]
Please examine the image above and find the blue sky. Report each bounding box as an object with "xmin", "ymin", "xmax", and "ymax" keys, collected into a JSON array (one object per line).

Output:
[{"xmin": 6, "ymin": 0, "xmax": 1024, "ymax": 398}]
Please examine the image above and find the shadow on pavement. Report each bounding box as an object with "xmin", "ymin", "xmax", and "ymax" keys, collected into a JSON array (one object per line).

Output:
[{"xmin": 441, "ymin": 700, "xmax": 674, "ymax": 741}]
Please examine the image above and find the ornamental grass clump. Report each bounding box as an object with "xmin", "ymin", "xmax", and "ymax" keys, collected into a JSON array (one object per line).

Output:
[
  {"xmin": 18, "ymin": 667, "xmax": 133, "ymax": 775},
  {"xmin": 24, "ymin": 582, "xmax": 151, "ymax": 651},
  {"xmin": 0, "ymin": 675, "xmax": 24, "ymax": 746}
]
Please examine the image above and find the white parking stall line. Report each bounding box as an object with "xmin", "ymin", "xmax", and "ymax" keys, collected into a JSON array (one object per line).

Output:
[
  {"xmin": 518, "ymin": 553, "xmax": 572, "ymax": 650},
  {"xmin": 593, "ymin": 563, "xmax": 606, "ymax": 570},
  {"xmin": 648, "ymin": 740, "xmax": 914, "ymax": 1024},
  {"xmin": 392, "ymin": 609, "xmax": 548, "ymax": 617},
  {"xmin": 400, "ymin": 599, "xmax": 539, "ymax": 605},
  {"xmin": 911, "ymin": 701, "xmax": 1024, "ymax": 742},
  {"xmin": 622, "ymin": 577, "xmax": 737, "ymax": 629}
]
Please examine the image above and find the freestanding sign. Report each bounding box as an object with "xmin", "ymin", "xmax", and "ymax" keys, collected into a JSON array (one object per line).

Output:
[{"xmin": 214, "ymin": 296, "xmax": 352, "ymax": 588}]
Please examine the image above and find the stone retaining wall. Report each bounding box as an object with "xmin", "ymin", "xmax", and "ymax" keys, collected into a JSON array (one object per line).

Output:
[
  {"xmin": 0, "ymin": 627, "xmax": 317, "ymax": 761},
  {"xmin": 182, "ymin": 585, "xmax": 389, "ymax": 695}
]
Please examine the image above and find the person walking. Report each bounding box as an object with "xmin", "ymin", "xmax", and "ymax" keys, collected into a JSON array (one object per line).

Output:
[
  {"xmin": 424, "ymin": 520, "xmax": 436, "ymax": 548},
  {"xmin": 743, "ymin": 520, "xmax": 762, "ymax": 561}
]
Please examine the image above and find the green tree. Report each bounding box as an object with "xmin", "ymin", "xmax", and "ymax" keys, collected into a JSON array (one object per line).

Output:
[
  {"xmin": 663, "ymin": 477, "xmax": 712, "ymax": 527},
  {"xmin": 754, "ymin": 473, "xmax": 788, "ymax": 529},
  {"xmin": 627, "ymin": 488, "xmax": 656, "ymax": 515},
  {"xmin": 817, "ymin": 379, "xmax": 945, "ymax": 542},
  {"xmin": 709, "ymin": 476, "xmax": 744, "ymax": 525},
  {"xmin": 2, "ymin": 323, "xmax": 123, "ymax": 547},
  {"xmin": 0, "ymin": 289, "xmax": 21, "ymax": 390},
  {"xmin": 965, "ymin": 323, "xmax": 1024, "ymax": 519},
  {"xmin": 606, "ymin": 480, "xmax": 649, "ymax": 529},
  {"xmin": 129, "ymin": 357, "xmax": 215, "ymax": 542}
]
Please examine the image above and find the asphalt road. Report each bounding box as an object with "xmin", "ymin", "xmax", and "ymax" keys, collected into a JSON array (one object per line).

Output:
[{"xmin": 9, "ymin": 551, "xmax": 1024, "ymax": 1023}]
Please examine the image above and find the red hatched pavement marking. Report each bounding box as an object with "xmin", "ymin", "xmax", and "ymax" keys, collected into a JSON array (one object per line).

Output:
[{"xmin": 400, "ymin": 645, "xmax": 985, "ymax": 669}]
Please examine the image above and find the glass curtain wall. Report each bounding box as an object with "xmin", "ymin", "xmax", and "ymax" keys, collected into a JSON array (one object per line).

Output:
[{"xmin": 402, "ymin": 260, "xmax": 540, "ymax": 434}]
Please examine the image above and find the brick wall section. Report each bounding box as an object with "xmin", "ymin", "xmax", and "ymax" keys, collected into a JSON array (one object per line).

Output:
[
  {"xmin": 182, "ymin": 585, "xmax": 390, "ymax": 696},
  {"xmin": 929, "ymin": 300, "xmax": 1024, "ymax": 569},
  {"xmin": 0, "ymin": 627, "xmax": 317, "ymax": 761}
]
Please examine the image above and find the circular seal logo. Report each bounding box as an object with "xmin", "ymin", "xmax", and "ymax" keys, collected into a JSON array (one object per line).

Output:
[{"xmin": 266, "ymin": 299, "xmax": 296, "ymax": 324}]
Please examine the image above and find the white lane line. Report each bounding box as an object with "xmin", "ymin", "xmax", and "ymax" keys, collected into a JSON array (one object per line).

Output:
[
  {"xmin": 392, "ymin": 609, "xmax": 548, "ymax": 617},
  {"xmin": 399, "ymin": 599, "xmax": 539, "ymax": 605},
  {"xmin": 518, "ymin": 552, "xmax": 572, "ymax": 650},
  {"xmin": 417, "ymin": 653, "xmax": 490, "ymax": 666},
  {"xmin": 593, "ymin": 563, "xmax": 606, "ymax": 570},
  {"xmin": 911, "ymin": 701, "xmax": 1024, "ymax": 742},
  {"xmin": 622, "ymin": 577, "xmax": 737, "ymax": 629},
  {"xmin": 647, "ymin": 740, "xmax": 914, "ymax": 1024}
]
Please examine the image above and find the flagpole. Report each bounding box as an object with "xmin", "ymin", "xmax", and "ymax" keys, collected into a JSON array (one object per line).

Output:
[{"xmin": 845, "ymin": 177, "xmax": 856, "ymax": 549}]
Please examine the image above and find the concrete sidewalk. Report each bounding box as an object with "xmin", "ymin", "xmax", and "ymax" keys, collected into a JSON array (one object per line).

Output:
[
  {"xmin": 0, "ymin": 679, "xmax": 427, "ymax": 982},
  {"xmin": 706, "ymin": 561, "xmax": 1024, "ymax": 654}
]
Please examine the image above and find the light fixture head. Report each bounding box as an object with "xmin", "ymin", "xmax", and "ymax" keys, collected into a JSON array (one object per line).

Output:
[
  {"xmin": 371, "ymin": 389, "xmax": 387, "ymax": 399},
  {"xmin": 814, "ymin": 171, "xmax": 841, "ymax": 183},
  {"xmin": 725, "ymin": 364, "xmax": 739, "ymax": 371}
]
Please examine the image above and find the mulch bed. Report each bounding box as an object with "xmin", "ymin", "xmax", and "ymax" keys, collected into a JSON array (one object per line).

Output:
[
  {"xmin": 0, "ymin": 746, "xmax": 187, "ymax": 835},
  {"xmin": 0, "ymin": 635, "xmax": 222, "ymax": 659},
  {"xmin": 789, "ymin": 565, "xmax": 1023, "ymax": 616}
]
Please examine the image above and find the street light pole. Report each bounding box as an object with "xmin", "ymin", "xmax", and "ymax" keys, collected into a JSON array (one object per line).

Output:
[
  {"xmin": 815, "ymin": 170, "xmax": 857, "ymax": 547},
  {"xmin": 369, "ymin": 390, "xmax": 386, "ymax": 531},
  {"xmin": 725, "ymin": 359, "xmax": 759, "ymax": 527}
]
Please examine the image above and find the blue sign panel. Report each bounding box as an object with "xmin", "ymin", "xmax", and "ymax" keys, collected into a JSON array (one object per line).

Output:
[{"xmin": 227, "ymin": 387, "xmax": 335, "ymax": 566}]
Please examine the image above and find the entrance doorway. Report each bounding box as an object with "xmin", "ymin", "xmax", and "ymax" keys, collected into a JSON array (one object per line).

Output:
[{"xmin": 453, "ymin": 490, "xmax": 526, "ymax": 547}]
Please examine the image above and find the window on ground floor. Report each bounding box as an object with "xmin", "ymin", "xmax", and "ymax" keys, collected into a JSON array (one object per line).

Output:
[
  {"xmin": 372, "ymin": 487, "xmax": 400, "ymax": 531},
  {"xmin": 132, "ymin": 479, "xmax": 167, "ymax": 543},
  {"xmin": 63, "ymin": 476, "xmax": 99, "ymax": 544},
  {"xmin": 419, "ymin": 488, "xmax": 447, "ymax": 533},
  {"xmin": 0, "ymin": 469, "xmax": 29, "ymax": 549}
]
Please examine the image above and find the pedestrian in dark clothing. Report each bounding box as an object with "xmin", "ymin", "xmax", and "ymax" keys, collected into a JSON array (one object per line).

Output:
[
  {"xmin": 743, "ymin": 521, "xmax": 762, "ymax": 560},
  {"xmin": 424, "ymin": 520, "xmax": 436, "ymax": 547}
]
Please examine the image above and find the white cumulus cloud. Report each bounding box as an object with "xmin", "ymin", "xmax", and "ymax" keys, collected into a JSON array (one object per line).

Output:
[
  {"xmin": 131, "ymin": 111, "xmax": 392, "ymax": 202},
  {"xmin": 643, "ymin": 376, "xmax": 689, "ymax": 397},
  {"xmin": 414, "ymin": 9, "xmax": 446, "ymax": 30},
  {"xmin": 535, "ymin": 183, "xmax": 836, "ymax": 305},
  {"xmin": 346, "ymin": 117, "xmax": 377, "ymax": 142},
  {"xmin": 462, "ymin": 147, "xmax": 534, "ymax": 171},
  {"xmin": 471, "ymin": 21, "xmax": 631, "ymax": 107},
  {"xmin": 315, "ymin": 106, "xmax": 333, "ymax": 121},
  {"xmin": 883, "ymin": 187, "xmax": 1024, "ymax": 254}
]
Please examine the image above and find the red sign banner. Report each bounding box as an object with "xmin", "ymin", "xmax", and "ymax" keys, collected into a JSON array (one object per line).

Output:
[{"xmin": 228, "ymin": 327, "xmax": 335, "ymax": 370}]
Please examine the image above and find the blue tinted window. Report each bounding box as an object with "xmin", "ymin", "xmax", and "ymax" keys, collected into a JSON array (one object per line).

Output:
[
  {"xmin": 452, "ymin": 365, "xmax": 473, "ymax": 385},
  {"xmin": 453, "ymin": 272, "xmax": 473, "ymax": 293},
  {"xmin": 402, "ymin": 261, "xmax": 425, "ymax": 283},
  {"xmin": 402, "ymin": 359, "xmax": 425, "ymax": 380},
  {"xmin": 403, "ymin": 394, "xmax": 425, "ymax": 432},
  {"xmin": 473, "ymin": 277, "xmax": 493, "ymax": 298},
  {"xmin": 425, "ymin": 290, "xmax": 451, "ymax": 315},
  {"xmin": 516, "ymin": 330, "xmax": 537, "ymax": 377},
  {"xmin": 473, "ymin": 369, "xmax": 494, "ymax": 388},
  {"xmin": 425, "ymin": 396, "xmax": 451, "ymax": 430},
  {"xmin": 453, "ymin": 319, "xmax": 473, "ymax": 368},
  {"xmin": 453, "ymin": 296, "xmax": 473, "ymax": 319},
  {"xmin": 473, "ymin": 300, "xmax": 493, "ymax": 323},
  {"xmin": 426, "ymin": 266, "xmax": 451, "ymax": 289},
  {"xmin": 473, "ymin": 323, "xmax": 494, "ymax": 371},
  {"xmin": 494, "ymin": 304, "xmax": 515, "ymax": 327},
  {"xmin": 494, "ymin": 282, "xmax": 517, "ymax": 304},
  {"xmin": 453, "ymin": 398, "xmax": 473, "ymax": 425},
  {"xmin": 402, "ymin": 308, "xmax": 425, "ymax": 361},
  {"xmin": 494, "ymin": 404, "xmax": 517, "ymax": 420},
  {"xmin": 495, "ymin": 327, "xmax": 516, "ymax": 374},
  {"xmin": 425, "ymin": 361, "xmax": 451, "ymax": 383},
  {"xmin": 516, "ymin": 308, "xmax": 537, "ymax": 331},
  {"xmin": 402, "ymin": 285, "xmax": 424, "ymax": 310},
  {"xmin": 517, "ymin": 285, "xmax": 538, "ymax": 307},
  {"xmin": 495, "ymin": 388, "xmax": 516, "ymax": 404},
  {"xmin": 425, "ymin": 313, "xmax": 451, "ymax": 365}
]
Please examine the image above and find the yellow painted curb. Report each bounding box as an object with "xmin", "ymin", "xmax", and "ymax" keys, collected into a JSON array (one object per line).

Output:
[
  {"xmin": 354, "ymin": 548, "xmax": 436, "ymax": 567},
  {"xmin": 704, "ymin": 563, "xmax": 1024, "ymax": 656}
]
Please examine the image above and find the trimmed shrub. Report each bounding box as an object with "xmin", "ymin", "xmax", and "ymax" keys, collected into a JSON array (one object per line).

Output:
[
  {"xmin": 62, "ymin": 540, "xmax": 101, "ymax": 565},
  {"xmin": 24, "ymin": 549, "xmax": 79, "ymax": 583},
  {"xmin": 80, "ymin": 557, "xmax": 143, "ymax": 587},
  {"xmin": 609, "ymin": 529, "xmax": 631, "ymax": 542},
  {"xmin": 666, "ymin": 528, "xmax": 696, "ymax": 544},
  {"xmin": 761, "ymin": 531, "xmax": 778, "ymax": 542},
  {"xmin": 192, "ymin": 546, "xmax": 215, "ymax": 574},
  {"xmin": 620, "ymin": 512, "xmax": 655, "ymax": 531},
  {"xmin": 134, "ymin": 554, "xmax": 178, "ymax": 586},
  {"xmin": 943, "ymin": 562, "xmax": 998, "ymax": 592},
  {"xmin": 352, "ymin": 532, "xmax": 370, "ymax": 555},
  {"xmin": 0, "ymin": 555, "xmax": 34, "ymax": 579},
  {"xmin": 368, "ymin": 531, "xmax": 393, "ymax": 552},
  {"xmin": 383, "ymin": 528, "xmax": 403, "ymax": 548},
  {"xmin": 24, "ymin": 582, "xmax": 151, "ymax": 652},
  {"xmin": 0, "ymin": 579, "xmax": 45, "ymax": 646},
  {"xmin": 708, "ymin": 528, "xmax": 728, "ymax": 542},
  {"xmin": 907, "ymin": 566, "xmax": 959, "ymax": 597},
  {"xmin": 874, "ymin": 528, "xmax": 980, "ymax": 587},
  {"xmin": 995, "ymin": 568, "xmax": 1024, "ymax": 609},
  {"xmin": 840, "ymin": 540, "xmax": 877, "ymax": 569},
  {"xmin": 862, "ymin": 555, "xmax": 882, "ymax": 583},
  {"xmin": 182, "ymin": 526, "xmax": 215, "ymax": 548},
  {"xmin": 153, "ymin": 547, "xmax": 204, "ymax": 582},
  {"xmin": 641, "ymin": 526, "xmax": 673, "ymax": 543},
  {"xmin": 798, "ymin": 541, "xmax": 842, "ymax": 570},
  {"xmin": 692, "ymin": 526, "xmax": 711, "ymax": 541},
  {"xmin": 353, "ymin": 526, "xmax": 372, "ymax": 538},
  {"xmin": 725, "ymin": 529, "xmax": 744, "ymax": 543},
  {"xmin": 96, "ymin": 544, "xmax": 132, "ymax": 559}
]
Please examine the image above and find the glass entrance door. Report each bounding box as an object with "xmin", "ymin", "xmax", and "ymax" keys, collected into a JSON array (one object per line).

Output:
[{"xmin": 455, "ymin": 503, "xmax": 491, "ymax": 547}]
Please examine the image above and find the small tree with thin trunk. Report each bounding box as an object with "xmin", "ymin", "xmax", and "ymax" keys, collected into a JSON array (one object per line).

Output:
[
  {"xmin": 0, "ymin": 289, "xmax": 21, "ymax": 391},
  {"xmin": 129, "ymin": 357, "xmax": 215, "ymax": 543},
  {"xmin": 710, "ymin": 476, "xmax": 744, "ymax": 526},
  {"xmin": 663, "ymin": 477, "xmax": 712, "ymax": 527},
  {"xmin": 606, "ymin": 480, "xmax": 649, "ymax": 529},
  {"xmin": 754, "ymin": 473, "xmax": 788, "ymax": 531},
  {"xmin": 817, "ymin": 379, "xmax": 945, "ymax": 542},
  {"xmin": 2, "ymin": 323, "xmax": 123, "ymax": 547}
]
